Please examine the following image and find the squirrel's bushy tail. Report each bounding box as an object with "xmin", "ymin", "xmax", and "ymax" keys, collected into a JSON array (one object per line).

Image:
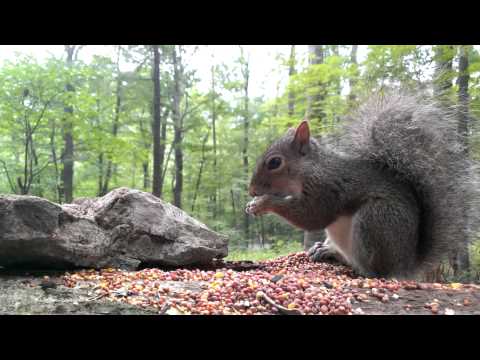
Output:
[{"xmin": 336, "ymin": 92, "xmax": 480, "ymax": 273}]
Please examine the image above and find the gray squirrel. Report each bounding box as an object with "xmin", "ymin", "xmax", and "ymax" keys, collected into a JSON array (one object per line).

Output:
[{"xmin": 245, "ymin": 93, "xmax": 480, "ymax": 279}]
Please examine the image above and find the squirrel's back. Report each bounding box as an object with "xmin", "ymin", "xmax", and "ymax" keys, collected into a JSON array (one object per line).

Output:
[{"xmin": 334, "ymin": 93, "xmax": 480, "ymax": 272}]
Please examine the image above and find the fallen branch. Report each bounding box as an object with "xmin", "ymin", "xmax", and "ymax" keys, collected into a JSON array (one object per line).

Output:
[
  {"xmin": 87, "ymin": 293, "xmax": 108, "ymax": 301},
  {"xmin": 256, "ymin": 291, "xmax": 304, "ymax": 315}
]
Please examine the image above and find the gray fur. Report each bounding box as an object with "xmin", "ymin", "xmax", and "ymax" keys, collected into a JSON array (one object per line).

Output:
[{"xmin": 248, "ymin": 93, "xmax": 480, "ymax": 278}]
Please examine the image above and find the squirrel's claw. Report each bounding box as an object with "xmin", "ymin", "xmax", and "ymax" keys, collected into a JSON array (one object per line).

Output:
[{"xmin": 307, "ymin": 241, "xmax": 347, "ymax": 265}]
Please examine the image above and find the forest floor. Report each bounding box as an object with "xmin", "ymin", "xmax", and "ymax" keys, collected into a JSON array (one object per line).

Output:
[{"xmin": 1, "ymin": 252, "xmax": 479, "ymax": 315}]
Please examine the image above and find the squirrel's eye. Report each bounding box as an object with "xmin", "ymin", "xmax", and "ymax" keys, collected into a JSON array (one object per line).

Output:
[{"xmin": 267, "ymin": 157, "xmax": 282, "ymax": 170}]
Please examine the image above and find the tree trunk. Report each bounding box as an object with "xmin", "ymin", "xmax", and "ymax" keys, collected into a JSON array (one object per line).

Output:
[
  {"xmin": 138, "ymin": 109, "xmax": 151, "ymax": 192},
  {"xmin": 240, "ymin": 47, "xmax": 251, "ymax": 242},
  {"xmin": 161, "ymin": 131, "xmax": 174, "ymax": 187},
  {"xmin": 158, "ymin": 107, "xmax": 168, "ymax": 194},
  {"xmin": 49, "ymin": 118, "xmax": 62, "ymax": 203},
  {"xmin": 151, "ymin": 45, "xmax": 163, "ymax": 198},
  {"xmin": 288, "ymin": 45, "xmax": 296, "ymax": 117},
  {"xmin": 259, "ymin": 217, "xmax": 266, "ymax": 248},
  {"xmin": 348, "ymin": 45, "xmax": 359, "ymax": 107},
  {"xmin": 230, "ymin": 189, "xmax": 237, "ymax": 228},
  {"xmin": 172, "ymin": 45, "xmax": 184, "ymax": 209},
  {"xmin": 211, "ymin": 64, "xmax": 218, "ymax": 219},
  {"xmin": 191, "ymin": 131, "xmax": 210, "ymax": 213},
  {"xmin": 62, "ymin": 45, "xmax": 76, "ymax": 203},
  {"xmin": 100, "ymin": 72, "xmax": 121, "ymax": 196},
  {"xmin": 142, "ymin": 162, "xmax": 150, "ymax": 190},
  {"xmin": 331, "ymin": 46, "xmax": 342, "ymax": 98},
  {"xmin": 433, "ymin": 45, "xmax": 455, "ymax": 102},
  {"xmin": 302, "ymin": 46, "xmax": 328, "ymax": 247},
  {"xmin": 97, "ymin": 153, "xmax": 104, "ymax": 197},
  {"xmin": 453, "ymin": 45, "xmax": 471, "ymax": 275},
  {"xmin": 307, "ymin": 45, "xmax": 326, "ymax": 126}
]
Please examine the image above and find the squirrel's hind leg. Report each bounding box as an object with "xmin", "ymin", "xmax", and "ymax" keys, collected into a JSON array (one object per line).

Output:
[{"xmin": 351, "ymin": 199, "xmax": 420, "ymax": 278}]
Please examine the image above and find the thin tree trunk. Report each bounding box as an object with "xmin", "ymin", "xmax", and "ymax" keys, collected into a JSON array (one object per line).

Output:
[
  {"xmin": 62, "ymin": 45, "xmax": 76, "ymax": 203},
  {"xmin": 307, "ymin": 45, "xmax": 326, "ymax": 126},
  {"xmin": 305, "ymin": 45, "xmax": 327, "ymax": 248},
  {"xmin": 259, "ymin": 217, "xmax": 266, "ymax": 248},
  {"xmin": 62, "ymin": 122, "xmax": 74, "ymax": 202},
  {"xmin": 348, "ymin": 45, "xmax": 358, "ymax": 107},
  {"xmin": 453, "ymin": 45, "xmax": 471, "ymax": 275},
  {"xmin": 138, "ymin": 108, "xmax": 151, "ymax": 191},
  {"xmin": 331, "ymin": 46, "xmax": 342, "ymax": 98},
  {"xmin": 158, "ymin": 107, "xmax": 169, "ymax": 195},
  {"xmin": 28, "ymin": 129, "xmax": 42, "ymax": 196},
  {"xmin": 433, "ymin": 45, "xmax": 455, "ymax": 102},
  {"xmin": 273, "ymin": 80, "xmax": 281, "ymax": 118},
  {"xmin": 240, "ymin": 47, "xmax": 251, "ymax": 243},
  {"xmin": 48, "ymin": 118, "xmax": 62, "ymax": 202},
  {"xmin": 151, "ymin": 45, "xmax": 163, "ymax": 198},
  {"xmin": 142, "ymin": 162, "xmax": 150, "ymax": 190},
  {"xmin": 457, "ymin": 45, "xmax": 471, "ymax": 152},
  {"xmin": 19, "ymin": 108, "xmax": 30, "ymax": 194},
  {"xmin": 113, "ymin": 164, "xmax": 118, "ymax": 186},
  {"xmin": 191, "ymin": 131, "xmax": 210, "ymax": 213},
  {"xmin": 131, "ymin": 154, "xmax": 137, "ymax": 189},
  {"xmin": 230, "ymin": 189, "xmax": 237, "ymax": 228},
  {"xmin": 288, "ymin": 45, "xmax": 296, "ymax": 117},
  {"xmin": 161, "ymin": 142, "xmax": 174, "ymax": 187},
  {"xmin": 100, "ymin": 73, "xmax": 121, "ymax": 196},
  {"xmin": 97, "ymin": 153, "xmax": 104, "ymax": 196},
  {"xmin": 172, "ymin": 45, "xmax": 184, "ymax": 209},
  {"xmin": 211, "ymin": 64, "xmax": 218, "ymax": 219}
]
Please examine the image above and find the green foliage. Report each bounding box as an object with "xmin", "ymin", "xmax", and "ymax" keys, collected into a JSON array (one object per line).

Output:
[
  {"xmin": 0, "ymin": 45, "xmax": 479, "ymax": 272},
  {"xmin": 226, "ymin": 241, "xmax": 303, "ymax": 261}
]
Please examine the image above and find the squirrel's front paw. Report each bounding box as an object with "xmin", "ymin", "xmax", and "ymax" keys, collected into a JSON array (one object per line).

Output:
[
  {"xmin": 307, "ymin": 241, "xmax": 346, "ymax": 265},
  {"xmin": 245, "ymin": 196, "xmax": 269, "ymax": 216}
]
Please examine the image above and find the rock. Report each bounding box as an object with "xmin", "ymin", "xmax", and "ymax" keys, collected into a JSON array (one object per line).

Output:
[
  {"xmin": 0, "ymin": 275, "xmax": 159, "ymax": 315},
  {"xmin": 0, "ymin": 188, "xmax": 228, "ymax": 270}
]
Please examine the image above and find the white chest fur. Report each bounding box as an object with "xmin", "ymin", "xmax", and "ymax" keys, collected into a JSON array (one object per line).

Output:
[{"xmin": 325, "ymin": 215, "xmax": 354, "ymax": 263}]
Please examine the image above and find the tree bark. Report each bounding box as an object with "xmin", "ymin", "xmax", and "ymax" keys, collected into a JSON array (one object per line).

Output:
[
  {"xmin": 288, "ymin": 45, "xmax": 296, "ymax": 117},
  {"xmin": 151, "ymin": 45, "xmax": 163, "ymax": 198},
  {"xmin": 100, "ymin": 75, "xmax": 121, "ymax": 196},
  {"xmin": 172, "ymin": 46, "xmax": 184, "ymax": 209},
  {"xmin": 348, "ymin": 45, "xmax": 359, "ymax": 107},
  {"xmin": 433, "ymin": 45, "xmax": 455, "ymax": 102},
  {"xmin": 97, "ymin": 153, "xmax": 104, "ymax": 197},
  {"xmin": 138, "ymin": 108, "xmax": 151, "ymax": 191},
  {"xmin": 230, "ymin": 189, "xmax": 237, "ymax": 228},
  {"xmin": 158, "ymin": 107, "xmax": 168, "ymax": 193},
  {"xmin": 62, "ymin": 45, "xmax": 76, "ymax": 203},
  {"xmin": 307, "ymin": 45, "xmax": 326, "ymax": 126},
  {"xmin": 191, "ymin": 131, "xmax": 210, "ymax": 213},
  {"xmin": 50, "ymin": 122, "xmax": 61, "ymax": 200},
  {"xmin": 240, "ymin": 47, "xmax": 251, "ymax": 242},
  {"xmin": 211, "ymin": 64, "xmax": 218, "ymax": 219},
  {"xmin": 142, "ymin": 162, "xmax": 150, "ymax": 190},
  {"xmin": 453, "ymin": 45, "xmax": 471, "ymax": 275}
]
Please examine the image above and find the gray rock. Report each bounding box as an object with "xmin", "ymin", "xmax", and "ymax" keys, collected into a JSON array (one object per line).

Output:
[{"xmin": 0, "ymin": 187, "xmax": 228, "ymax": 270}]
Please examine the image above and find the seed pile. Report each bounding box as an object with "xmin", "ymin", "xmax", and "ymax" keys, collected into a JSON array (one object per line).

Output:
[{"xmin": 62, "ymin": 252, "xmax": 474, "ymax": 315}]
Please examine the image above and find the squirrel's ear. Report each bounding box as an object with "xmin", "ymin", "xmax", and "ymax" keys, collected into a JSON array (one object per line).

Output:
[{"xmin": 292, "ymin": 120, "xmax": 310, "ymax": 155}]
